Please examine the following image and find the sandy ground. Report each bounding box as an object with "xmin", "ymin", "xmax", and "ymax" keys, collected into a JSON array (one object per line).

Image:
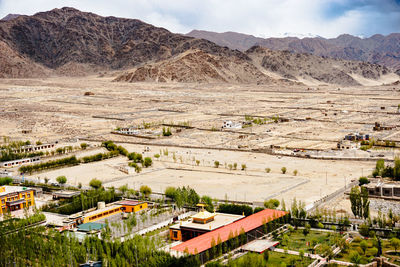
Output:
[
  {"xmin": 1, "ymin": 76, "xmax": 399, "ymax": 208},
  {"xmin": 26, "ymin": 143, "xmax": 375, "ymax": 206}
]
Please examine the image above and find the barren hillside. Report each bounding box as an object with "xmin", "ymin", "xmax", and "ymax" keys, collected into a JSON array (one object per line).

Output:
[
  {"xmin": 247, "ymin": 46, "xmax": 393, "ymax": 86},
  {"xmin": 187, "ymin": 30, "xmax": 400, "ymax": 71},
  {"xmin": 114, "ymin": 49, "xmax": 274, "ymax": 84}
]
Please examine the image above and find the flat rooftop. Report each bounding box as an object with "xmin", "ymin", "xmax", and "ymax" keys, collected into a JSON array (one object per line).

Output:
[
  {"xmin": 117, "ymin": 199, "xmax": 145, "ymax": 206},
  {"xmin": 52, "ymin": 190, "xmax": 80, "ymax": 197},
  {"xmin": 0, "ymin": 185, "xmax": 33, "ymax": 197},
  {"xmin": 171, "ymin": 209, "xmax": 287, "ymax": 254},
  {"xmin": 242, "ymin": 239, "xmax": 279, "ymax": 253},
  {"xmin": 81, "ymin": 204, "xmax": 121, "ymax": 218},
  {"xmin": 170, "ymin": 212, "xmax": 244, "ymax": 232}
]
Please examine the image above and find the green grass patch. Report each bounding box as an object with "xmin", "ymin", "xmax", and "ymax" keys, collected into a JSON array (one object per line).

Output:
[
  {"xmin": 267, "ymin": 251, "xmax": 313, "ymax": 266},
  {"xmin": 278, "ymin": 229, "xmax": 338, "ymax": 253}
]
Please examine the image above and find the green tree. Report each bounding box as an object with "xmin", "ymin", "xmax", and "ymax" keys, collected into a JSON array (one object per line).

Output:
[
  {"xmin": 265, "ymin": 167, "xmax": 271, "ymax": 173},
  {"xmin": 143, "ymin": 157, "xmax": 152, "ymax": 168},
  {"xmin": 293, "ymin": 169, "xmax": 298, "ymax": 176},
  {"xmin": 214, "ymin": 161, "xmax": 220, "ymax": 168},
  {"xmin": 233, "ymin": 163, "xmax": 237, "ymax": 170},
  {"xmin": 264, "ymin": 199, "xmax": 280, "ymax": 209},
  {"xmin": 349, "ymin": 251, "xmax": 362, "ymax": 266},
  {"xmin": 361, "ymin": 187, "xmax": 370, "ymax": 219},
  {"xmin": 89, "ymin": 178, "xmax": 102, "ymax": 189},
  {"xmin": 140, "ymin": 185, "xmax": 152, "ymax": 198},
  {"xmin": 350, "ymin": 186, "xmax": 362, "ymax": 218},
  {"xmin": 119, "ymin": 184, "xmax": 128, "ymax": 196},
  {"xmin": 241, "ymin": 164, "xmax": 246, "ymax": 171},
  {"xmin": 391, "ymin": 237, "xmax": 400, "ymax": 252},
  {"xmin": 303, "ymin": 223, "xmax": 311, "ymax": 237},
  {"xmin": 374, "ymin": 159, "xmax": 385, "ymax": 177},
  {"xmin": 281, "ymin": 167, "xmax": 287, "ymax": 174},
  {"xmin": 80, "ymin": 143, "xmax": 88, "ymax": 150},
  {"xmin": 154, "ymin": 154, "xmax": 160, "ymax": 159},
  {"xmin": 360, "ymin": 240, "xmax": 368, "ymax": 255},
  {"xmin": 56, "ymin": 176, "xmax": 67, "ymax": 185},
  {"xmin": 358, "ymin": 177, "xmax": 369, "ymax": 186}
]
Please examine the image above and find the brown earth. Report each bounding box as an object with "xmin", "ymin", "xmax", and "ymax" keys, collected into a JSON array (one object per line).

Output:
[
  {"xmin": 246, "ymin": 46, "xmax": 391, "ymax": 86},
  {"xmin": 187, "ymin": 30, "xmax": 400, "ymax": 70}
]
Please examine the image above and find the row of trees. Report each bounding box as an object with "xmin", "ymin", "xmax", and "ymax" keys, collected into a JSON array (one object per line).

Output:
[
  {"xmin": 350, "ymin": 186, "xmax": 370, "ymax": 219},
  {"xmin": 0, "ymin": 226, "xmax": 198, "ymax": 267},
  {"xmin": 19, "ymin": 156, "xmax": 80, "ymax": 174},
  {"xmin": 165, "ymin": 186, "xmax": 200, "ymax": 209},
  {"xmin": 0, "ymin": 211, "xmax": 45, "ymax": 234},
  {"xmin": 373, "ymin": 159, "xmax": 400, "ymax": 180},
  {"xmin": 41, "ymin": 186, "xmax": 119, "ymax": 215},
  {"xmin": 81, "ymin": 151, "xmax": 119, "ymax": 163}
]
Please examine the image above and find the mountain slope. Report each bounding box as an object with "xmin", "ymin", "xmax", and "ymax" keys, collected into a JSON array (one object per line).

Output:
[
  {"xmin": 186, "ymin": 30, "xmax": 400, "ymax": 70},
  {"xmin": 0, "ymin": 7, "xmax": 247, "ymax": 73},
  {"xmin": 0, "ymin": 40, "xmax": 51, "ymax": 78},
  {"xmin": 114, "ymin": 49, "xmax": 275, "ymax": 84},
  {"xmin": 187, "ymin": 30, "xmax": 264, "ymax": 51},
  {"xmin": 246, "ymin": 46, "xmax": 393, "ymax": 86}
]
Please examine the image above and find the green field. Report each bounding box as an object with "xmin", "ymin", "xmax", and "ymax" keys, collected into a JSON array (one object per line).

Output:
[
  {"xmin": 266, "ymin": 251, "xmax": 313, "ymax": 266},
  {"xmin": 278, "ymin": 229, "xmax": 339, "ymax": 253}
]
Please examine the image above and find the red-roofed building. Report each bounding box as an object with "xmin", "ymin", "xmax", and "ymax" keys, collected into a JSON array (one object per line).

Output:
[{"xmin": 171, "ymin": 208, "xmax": 287, "ymax": 256}]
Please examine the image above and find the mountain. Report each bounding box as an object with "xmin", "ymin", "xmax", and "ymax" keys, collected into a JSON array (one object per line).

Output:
[
  {"xmin": 0, "ymin": 7, "xmax": 397, "ymax": 85},
  {"xmin": 186, "ymin": 30, "xmax": 400, "ymax": 71},
  {"xmin": 246, "ymin": 46, "xmax": 392, "ymax": 86},
  {"xmin": 187, "ymin": 30, "xmax": 264, "ymax": 52},
  {"xmin": 0, "ymin": 7, "xmax": 246, "ymax": 73},
  {"xmin": 1, "ymin": 14, "xmax": 21, "ymax": 21},
  {"xmin": 114, "ymin": 49, "xmax": 275, "ymax": 84}
]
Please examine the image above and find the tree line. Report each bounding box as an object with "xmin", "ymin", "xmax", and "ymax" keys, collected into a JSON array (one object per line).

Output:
[
  {"xmin": 0, "ymin": 226, "xmax": 199, "ymax": 267},
  {"xmin": 41, "ymin": 187, "xmax": 120, "ymax": 215},
  {"xmin": 373, "ymin": 159, "xmax": 400, "ymax": 180}
]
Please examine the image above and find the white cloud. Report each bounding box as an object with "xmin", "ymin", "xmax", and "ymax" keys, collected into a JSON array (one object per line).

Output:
[{"xmin": 0, "ymin": 0, "xmax": 398, "ymax": 38}]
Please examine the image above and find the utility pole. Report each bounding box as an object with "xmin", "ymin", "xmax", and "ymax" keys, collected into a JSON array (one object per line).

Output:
[{"xmin": 326, "ymin": 172, "xmax": 328, "ymax": 185}]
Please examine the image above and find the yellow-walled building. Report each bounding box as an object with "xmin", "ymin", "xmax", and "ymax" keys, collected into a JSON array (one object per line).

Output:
[
  {"xmin": 0, "ymin": 186, "xmax": 35, "ymax": 214},
  {"xmin": 80, "ymin": 200, "xmax": 148, "ymax": 224}
]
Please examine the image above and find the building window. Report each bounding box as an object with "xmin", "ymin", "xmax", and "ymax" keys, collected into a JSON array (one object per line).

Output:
[{"xmin": 173, "ymin": 231, "xmax": 178, "ymax": 238}]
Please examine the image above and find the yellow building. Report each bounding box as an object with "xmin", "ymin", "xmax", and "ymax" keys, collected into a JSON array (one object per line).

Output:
[
  {"xmin": 0, "ymin": 186, "xmax": 35, "ymax": 214},
  {"xmin": 80, "ymin": 200, "xmax": 148, "ymax": 224}
]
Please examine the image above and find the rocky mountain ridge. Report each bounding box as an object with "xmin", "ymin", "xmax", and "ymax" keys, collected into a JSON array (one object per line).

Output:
[
  {"xmin": 0, "ymin": 8, "xmax": 398, "ymax": 86},
  {"xmin": 187, "ymin": 30, "xmax": 400, "ymax": 71}
]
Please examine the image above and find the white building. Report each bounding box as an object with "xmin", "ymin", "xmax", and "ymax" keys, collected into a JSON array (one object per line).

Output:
[{"xmin": 222, "ymin": 120, "xmax": 242, "ymax": 129}]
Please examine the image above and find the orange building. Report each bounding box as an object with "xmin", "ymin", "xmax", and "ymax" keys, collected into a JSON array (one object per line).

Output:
[
  {"xmin": 117, "ymin": 200, "xmax": 148, "ymax": 213},
  {"xmin": 0, "ymin": 186, "xmax": 35, "ymax": 214}
]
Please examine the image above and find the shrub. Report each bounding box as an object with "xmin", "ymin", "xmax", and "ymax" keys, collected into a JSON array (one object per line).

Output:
[
  {"xmin": 80, "ymin": 143, "xmax": 88, "ymax": 150},
  {"xmin": 140, "ymin": 185, "xmax": 152, "ymax": 198},
  {"xmin": 241, "ymin": 164, "xmax": 246, "ymax": 171},
  {"xmin": 0, "ymin": 177, "xmax": 13, "ymax": 185},
  {"xmin": 143, "ymin": 157, "xmax": 152, "ymax": 168},
  {"xmin": 359, "ymin": 177, "xmax": 369, "ymax": 186},
  {"xmin": 233, "ymin": 163, "xmax": 237, "ymax": 170},
  {"xmin": 56, "ymin": 176, "xmax": 67, "ymax": 185},
  {"xmin": 89, "ymin": 178, "xmax": 102, "ymax": 190},
  {"xmin": 214, "ymin": 161, "xmax": 220, "ymax": 168},
  {"xmin": 162, "ymin": 127, "xmax": 172, "ymax": 136},
  {"xmin": 264, "ymin": 199, "xmax": 280, "ymax": 209},
  {"xmin": 265, "ymin": 168, "xmax": 271, "ymax": 173},
  {"xmin": 293, "ymin": 169, "xmax": 298, "ymax": 176},
  {"xmin": 281, "ymin": 167, "xmax": 287, "ymax": 174},
  {"xmin": 218, "ymin": 203, "xmax": 253, "ymax": 216}
]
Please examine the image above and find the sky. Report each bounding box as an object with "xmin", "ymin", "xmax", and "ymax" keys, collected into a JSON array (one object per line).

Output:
[{"xmin": 0, "ymin": 0, "xmax": 399, "ymax": 38}]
